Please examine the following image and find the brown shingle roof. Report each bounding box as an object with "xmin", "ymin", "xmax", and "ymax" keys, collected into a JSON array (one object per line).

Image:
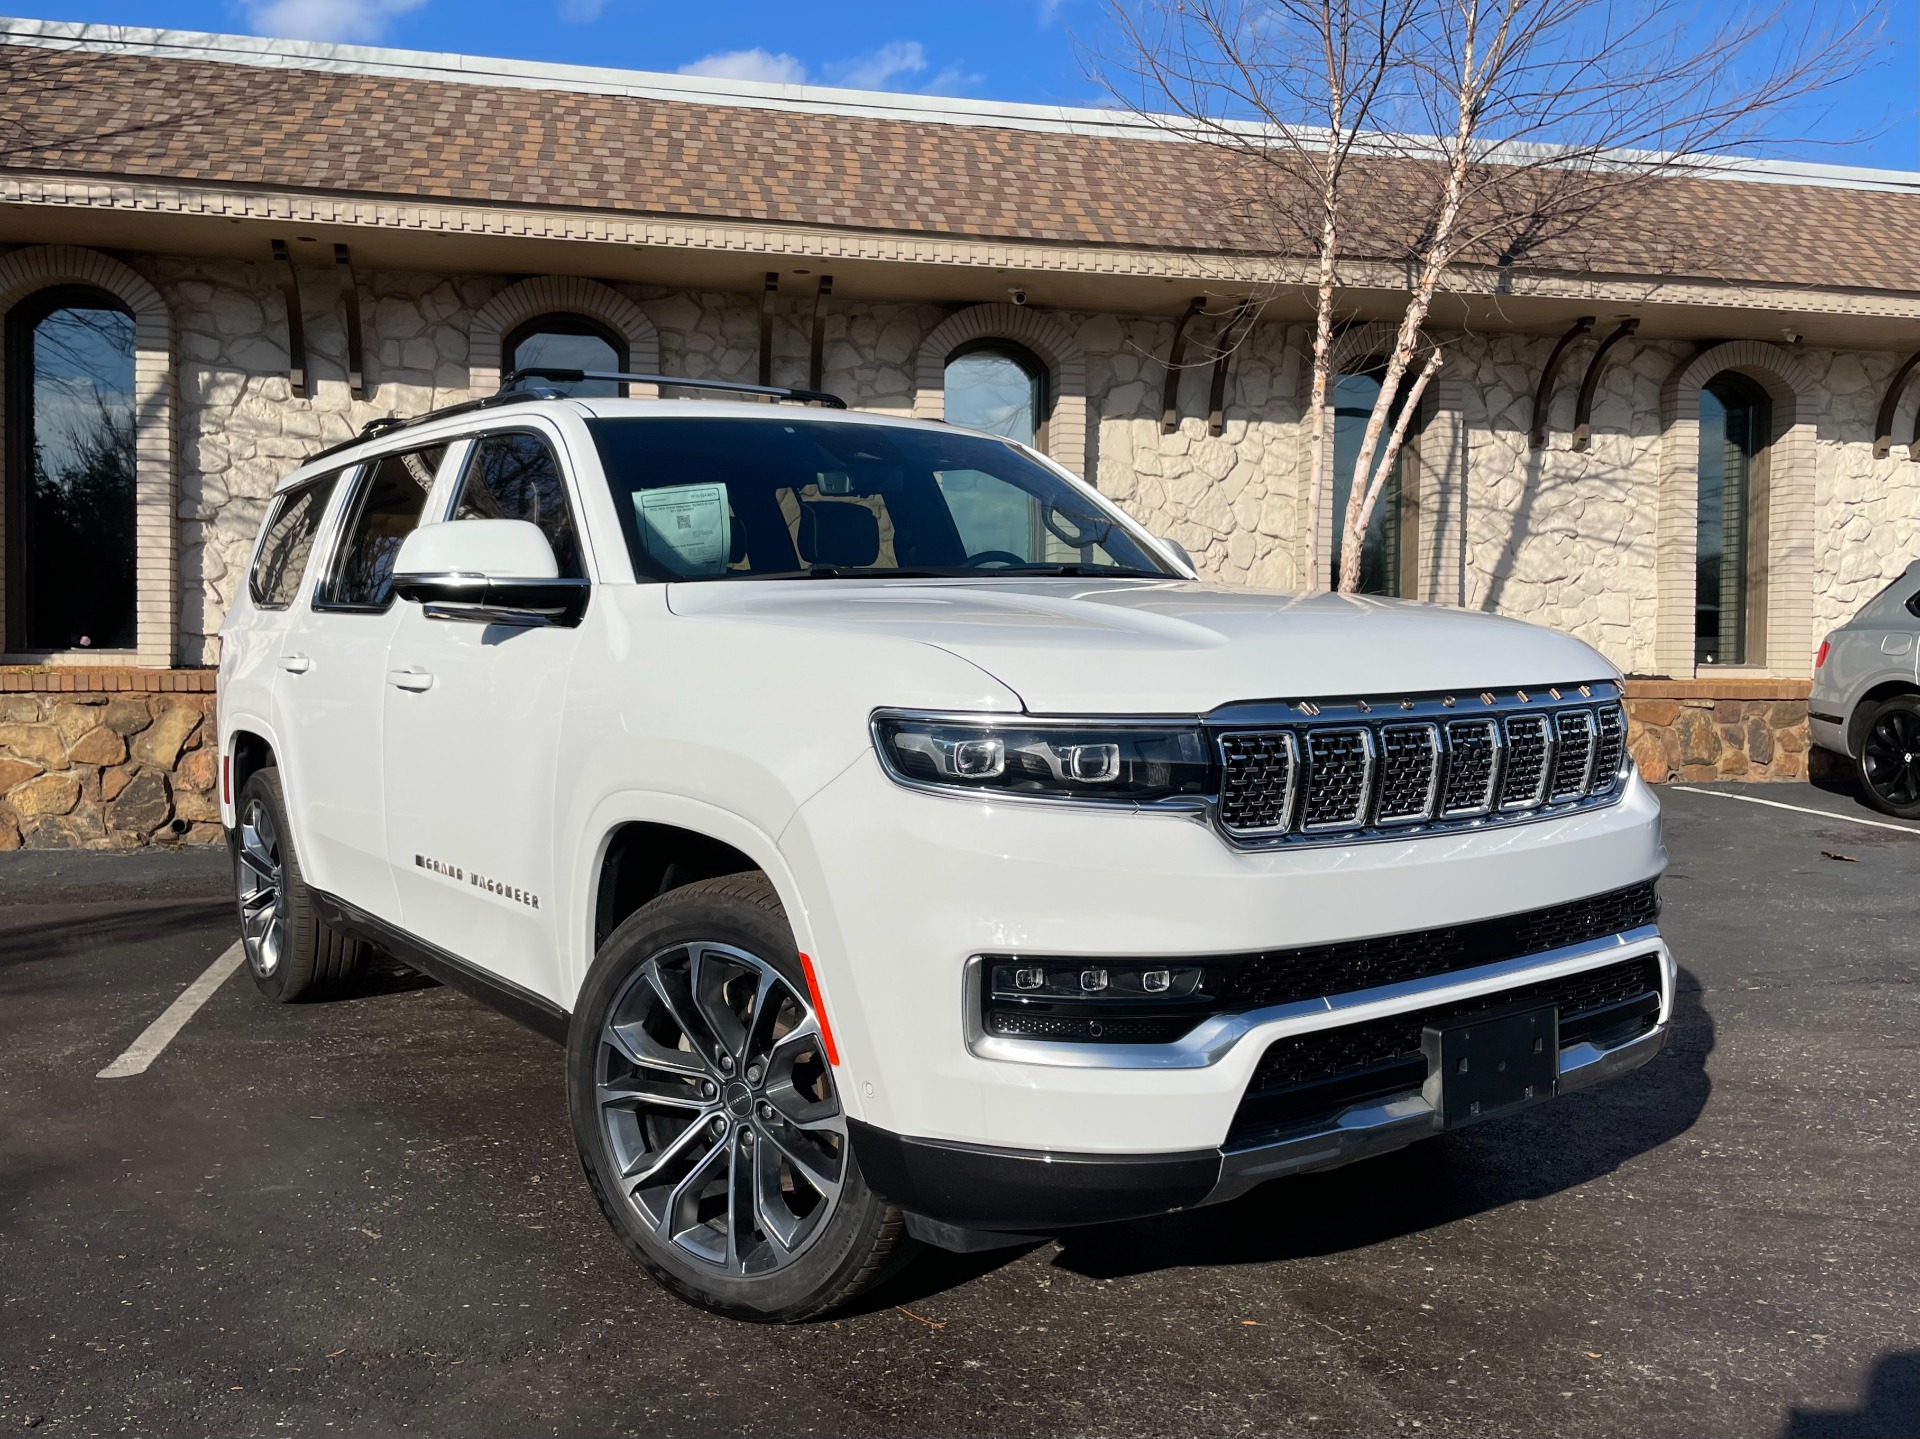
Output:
[{"xmin": 3, "ymin": 43, "xmax": 1916, "ymax": 294}]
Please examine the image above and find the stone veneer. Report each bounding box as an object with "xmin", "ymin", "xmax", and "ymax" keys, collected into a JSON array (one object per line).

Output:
[
  {"xmin": 1624, "ymin": 678, "xmax": 1811, "ymax": 783},
  {"xmin": 152, "ymin": 252, "xmax": 1919, "ymax": 678},
  {"xmin": 0, "ymin": 670, "xmax": 220, "ymax": 850}
]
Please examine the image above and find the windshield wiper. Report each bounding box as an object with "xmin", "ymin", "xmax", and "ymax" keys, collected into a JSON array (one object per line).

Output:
[{"xmin": 980, "ymin": 564, "xmax": 1169, "ymax": 579}]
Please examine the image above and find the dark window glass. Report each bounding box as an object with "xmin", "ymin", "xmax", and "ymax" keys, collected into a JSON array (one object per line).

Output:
[
  {"xmin": 504, "ymin": 313, "xmax": 627, "ymax": 397},
  {"xmin": 1329, "ymin": 370, "xmax": 1411, "ymax": 595},
  {"xmin": 944, "ymin": 342, "xmax": 1046, "ymax": 448},
  {"xmin": 1696, "ymin": 375, "xmax": 1769, "ymax": 666},
  {"xmin": 321, "ymin": 446, "xmax": 445, "ymax": 609},
  {"xmin": 250, "ymin": 473, "xmax": 340, "ymax": 609},
  {"xmin": 4, "ymin": 286, "xmax": 137, "ymax": 651},
  {"xmin": 454, "ymin": 432, "xmax": 584, "ymax": 578},
  {"xmin": 587, "ymin": 417, "xmax": 1171, "ymax": 582}
]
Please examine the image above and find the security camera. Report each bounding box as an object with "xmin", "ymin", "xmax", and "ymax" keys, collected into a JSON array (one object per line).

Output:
[
  {"xmin": 1008, "ymin": 288, "xmax": 1028, "ymax": 306},
  {"xmin": 1781, "ymin": 328, "xmax": 1801, "ymax": 345}
]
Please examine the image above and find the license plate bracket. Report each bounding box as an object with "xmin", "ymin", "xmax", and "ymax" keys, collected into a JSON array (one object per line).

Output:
[{"xmin": 1422, "ymin": 1003, "xmax": 1559, "ymax": 1129}]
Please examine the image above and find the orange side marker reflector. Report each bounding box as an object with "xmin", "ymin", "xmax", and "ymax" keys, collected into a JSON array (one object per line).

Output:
[
  {"xmin": 797, "ymin": 951, "xmax": 841, "ymax": 1067},
  {"xmin": 221, "ymin": 754, "xmax": 231, "ymax": 806}
]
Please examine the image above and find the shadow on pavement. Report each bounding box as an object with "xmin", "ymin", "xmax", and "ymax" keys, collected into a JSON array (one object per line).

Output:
[
  {"xmin": 866, "ymin": 966, "xmax": 1714, "ymax": 1308},
  {"xmin": 1781, "ymin": 1351, "xmax": 1920, "ymax": 1439}
]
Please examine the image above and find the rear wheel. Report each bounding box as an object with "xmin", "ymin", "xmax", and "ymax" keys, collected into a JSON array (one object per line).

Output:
[
  {"xmin": 1856, "ymin": 695, "xmax": 1920, "ymax": 819},
  {"xmin": 232, "ymin": 767, "xmax": 370, "ymax": 1000},
  {"xmin": 568, "ymin": 873, "xmax": 909, "ymax": 1321}
]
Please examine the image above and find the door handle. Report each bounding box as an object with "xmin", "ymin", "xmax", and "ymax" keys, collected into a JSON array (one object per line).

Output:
[
  {"xmin": 279, "ymin": 654, "xmax": 311, "ymax": 674},
  {"xmin": 388, "ymin": 668, "xmax": 434, "ymax": 692}
]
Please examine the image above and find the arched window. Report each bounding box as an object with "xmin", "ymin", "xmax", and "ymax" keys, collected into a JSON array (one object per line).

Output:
[
  {"xmin": 943, "ymin": 340, "xmax": 1048, "ymax": 449},
  {"xmin": 1696, "ymin": 373, "xmax": 1771, "ymax": 666},
  {"xmin": 1329, "ymin": 368, "xmax": 1415, "ymax": 595},
  {"xmin": 4, "ymin": 285, "xmax": 137, "ymax": 651},
  {"xmin": 504, "ymin": 313, "xmax": 628, "ymax": 397}
]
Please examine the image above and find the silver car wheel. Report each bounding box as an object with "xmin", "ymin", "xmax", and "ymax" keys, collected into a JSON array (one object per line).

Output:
[
  {"xmin": 235, "ymin": 796, "xmax": 288, "ymax": 978},
  {"xmin": 596, "ymin": 941, "xmax": 846, "ymax": 1276}
]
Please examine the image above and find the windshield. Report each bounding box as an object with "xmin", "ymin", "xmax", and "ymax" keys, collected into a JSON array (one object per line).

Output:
[{"xmin": 587, "ymin": 416, "xmax": 1173, "ymax": 582}]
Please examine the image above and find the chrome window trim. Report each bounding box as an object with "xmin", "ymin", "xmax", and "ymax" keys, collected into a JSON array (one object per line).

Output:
[{"xmin": 965, "ymin": 925, "xmax": 1668, "ymax": 1069}]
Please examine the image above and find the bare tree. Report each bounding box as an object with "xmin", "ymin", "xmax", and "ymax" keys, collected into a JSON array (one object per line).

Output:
[{"xmin": 1095, "ymin": 1, "xmax": 1874, "ymax": 592}]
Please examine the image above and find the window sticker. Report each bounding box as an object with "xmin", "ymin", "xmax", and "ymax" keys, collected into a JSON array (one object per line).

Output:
[{"xmin": 633, "ymin": 483, "xmax": 731, "ymax": 578}]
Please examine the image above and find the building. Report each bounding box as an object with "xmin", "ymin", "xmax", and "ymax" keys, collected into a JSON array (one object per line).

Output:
[{"xmin": 1, "ymin": 18, "xmax": 1918, "ymax": 847}]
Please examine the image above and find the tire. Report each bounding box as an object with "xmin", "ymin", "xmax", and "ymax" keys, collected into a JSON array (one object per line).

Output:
[
  {"xmin": 1855, "ymin": 695, "xmax": 1920, "ymax": 819},
  {"xmin": 231, "ymin": 766, "xmax": 370, "ymax": 1001},
  {"xmin": 568, "ymin": 872, "xmax": 910, "ymax": 1322}
]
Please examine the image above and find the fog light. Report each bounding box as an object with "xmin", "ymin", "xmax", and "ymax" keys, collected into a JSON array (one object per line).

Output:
[
  {"xmin": 1141, "ymin": 969, "xmax": 1171, "ymax": 993},
  {"xmin": 1079, "ymin": 968, "xmax": 1108, "ymax": 993}
]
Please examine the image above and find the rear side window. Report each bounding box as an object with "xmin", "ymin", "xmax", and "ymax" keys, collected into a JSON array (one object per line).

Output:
[
  {"xmin": 249, "ymin": 472, "xmax": 339, "ymax": 609},
  {"xmin": 319, "ymin": 445, "xmax": 446, "ymax": 610},
  {"xmin": 454, "ymin": 431, "xmax": 584, "ymax": 578}
]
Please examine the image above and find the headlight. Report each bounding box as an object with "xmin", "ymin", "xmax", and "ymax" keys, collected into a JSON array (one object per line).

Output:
[{"xmin": 870, "ymin": 712, "xmax": 1215, "ymax": 805}]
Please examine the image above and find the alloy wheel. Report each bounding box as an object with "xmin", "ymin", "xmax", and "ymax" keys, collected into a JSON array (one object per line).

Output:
[
  {"xmin": 1862, "ymin": 706, "xmax": 1920, "ymax": 808},
  {"xmin": 235, "ymin": 796, "xmax": 288, "ymax": 977},
  {"xmin": 595, "ymin": 941, "xmax": 846, "ymax": 1276}
]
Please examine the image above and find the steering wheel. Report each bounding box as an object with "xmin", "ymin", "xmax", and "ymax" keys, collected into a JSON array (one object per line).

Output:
[{"xmin": 961, "ymin": 550, "xmax": 1026, "ymax": 569}]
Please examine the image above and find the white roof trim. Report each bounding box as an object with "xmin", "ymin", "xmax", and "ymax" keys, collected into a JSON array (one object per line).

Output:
[{"xmin": 2, "ymin": 16, "xmax": 1915, "ymax": 195}]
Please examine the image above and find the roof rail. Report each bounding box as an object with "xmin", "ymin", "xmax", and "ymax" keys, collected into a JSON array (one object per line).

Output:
[
  {"xmin": 501, "ymin": 367, "xmax": 848, "ymax": 409},
  {"xmin": 301, "ymin": 386, "xmax": 565, "ymax": 466}
]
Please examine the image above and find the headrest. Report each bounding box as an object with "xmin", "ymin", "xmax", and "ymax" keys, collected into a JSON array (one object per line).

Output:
[{"xmin": 797, "ymin": 500, "xmax": 880, "ymax": 568}]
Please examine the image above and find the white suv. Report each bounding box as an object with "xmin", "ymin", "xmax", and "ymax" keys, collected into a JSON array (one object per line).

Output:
[{"xmin": 218, "ymin": 370, "xmax": 1673, "ymax": 1321}]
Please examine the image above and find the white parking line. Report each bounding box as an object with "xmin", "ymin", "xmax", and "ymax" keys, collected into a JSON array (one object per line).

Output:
[
  {"xmin": 97, "ymin": 941, "xmax": 245, "ymax": 1080},
  {"xmin": 1667, "ymin": 786, "xmax": 1920, "ymax": 836}
]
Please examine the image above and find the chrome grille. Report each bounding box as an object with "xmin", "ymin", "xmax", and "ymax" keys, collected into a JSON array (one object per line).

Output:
[
  {"xmin": 1376, "ymin": 724, "xmax": 1440, "ymax": 823},
  {"xmin": 1551, "ymin": 709, "xmax": 1597, "ymax": 800},
  {"xmin": 1208, "ymin": 684, "xmax": 1627, "ymax": 847},
  {"xmin": 1591, "ymin": 704, "xmax": 1627, "ymax": 792},
  {"xmin": 1441, "ymin": 719, "xmax": 1501, "ymax": 815},
  {"xmin": 1301, "ymin": 728, "xmax": 1373, "ymax": 830},
  {"xmin": 1218, "ymin": 731, "xmax": 1297, "ymax": 833},
  {"xmin": 1500, "ymin": 714, "xmax": 1553, "ymax": 810}
]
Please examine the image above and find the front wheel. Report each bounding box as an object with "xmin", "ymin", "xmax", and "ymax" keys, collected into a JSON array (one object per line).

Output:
[
  {"xmin": 1856, "ymin": 695, "xmax": 1920, "ymax": 819},
  {"xmin": 567, "ymin": 873, "xmax": 909, "ymax": 1321},
  {"xmin": 232, "ymin": 767, "xmax": 370, "ymax": 1001}
]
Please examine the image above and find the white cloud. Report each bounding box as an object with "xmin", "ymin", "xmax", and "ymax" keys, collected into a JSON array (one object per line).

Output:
[
  {"xmin": 240, "ymin": 0, "xmax": 428, "ymax": 43},
  {"xmin": 823, "ymin": 40, "xmax": 927, "ymax": 91},
  {"xmin": 677, "ymin": 48, "xmax": 809, "ymax": 84}
]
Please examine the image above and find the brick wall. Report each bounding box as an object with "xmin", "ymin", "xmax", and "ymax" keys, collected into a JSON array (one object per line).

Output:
[{"xmin": 0, "ymin": 668, "xmax": 220, "ymax": 850}]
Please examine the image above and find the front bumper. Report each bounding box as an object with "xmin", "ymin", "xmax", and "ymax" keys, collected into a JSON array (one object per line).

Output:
[
  {"xmin": 851, "ymin": 1013, "xmax": 1669, "ymax": 1233},
  {"xmin": 785, "ymin": 756, "xmax": 1668, "ymax": 1153}
]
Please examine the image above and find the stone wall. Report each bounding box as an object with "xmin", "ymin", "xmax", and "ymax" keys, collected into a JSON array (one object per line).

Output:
[
  {"xmin": 113, "ymin": 253, "xmax": 1920, "ymax": 679},
  {"xmin": 1624, "ymin": 679, "xmax": 1811, "ymax": 783},
  {"xmin": 0, "ymin": 673, "xmax": 220, "ymax": 850}
]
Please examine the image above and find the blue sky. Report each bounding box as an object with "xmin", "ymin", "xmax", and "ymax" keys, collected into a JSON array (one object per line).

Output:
[{"xmin": 11, "ymin": 0, "xmax": 1918, "ymax": 169}]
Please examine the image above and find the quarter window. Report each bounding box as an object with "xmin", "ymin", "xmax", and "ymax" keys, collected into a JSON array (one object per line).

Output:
[
  {"xmin": 321, "ymin": 445, "xmax": 446, "ymax": 610},
  {"xmin": 3, "ymin": 285, "xmax": 138, "ymax": 651},
  {"xmin": 250, "ymin": 473, "xmax": 340, "ymax": 609},
  {"xmin": 454, "ymin": 432, "xmax": 584, "ymax": 578}
]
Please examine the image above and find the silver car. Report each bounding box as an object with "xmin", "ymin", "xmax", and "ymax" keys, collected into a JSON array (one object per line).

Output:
[{"xmin": 1810, "ymin": 558, "xmax": 1920, "ymax": 817}]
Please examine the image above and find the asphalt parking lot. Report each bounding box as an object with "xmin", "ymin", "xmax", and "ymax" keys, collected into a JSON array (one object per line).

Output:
[{"xmin": 2, "ymin": 783, "xmax": 1915, "ymax": 1439}]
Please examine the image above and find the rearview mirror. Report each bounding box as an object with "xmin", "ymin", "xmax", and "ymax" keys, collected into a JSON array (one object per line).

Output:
[{"xmin": 392, "ymin": 519, "xmax": 588, "ymax": 628}]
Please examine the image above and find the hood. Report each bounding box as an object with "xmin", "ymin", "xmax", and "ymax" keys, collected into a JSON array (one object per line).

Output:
[{"xmin": 665, "ymin": 578, "xmax": 1618, "ymax": 714}]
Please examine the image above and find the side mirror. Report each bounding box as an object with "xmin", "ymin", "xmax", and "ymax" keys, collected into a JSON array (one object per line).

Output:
[
  {"xmin": 392, "ymin": 520, "xmax": 588, "ymax": 628},
  {"xmin": 1154, "ymin": 534, "xmax": 1196, "ymax": 576}
]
